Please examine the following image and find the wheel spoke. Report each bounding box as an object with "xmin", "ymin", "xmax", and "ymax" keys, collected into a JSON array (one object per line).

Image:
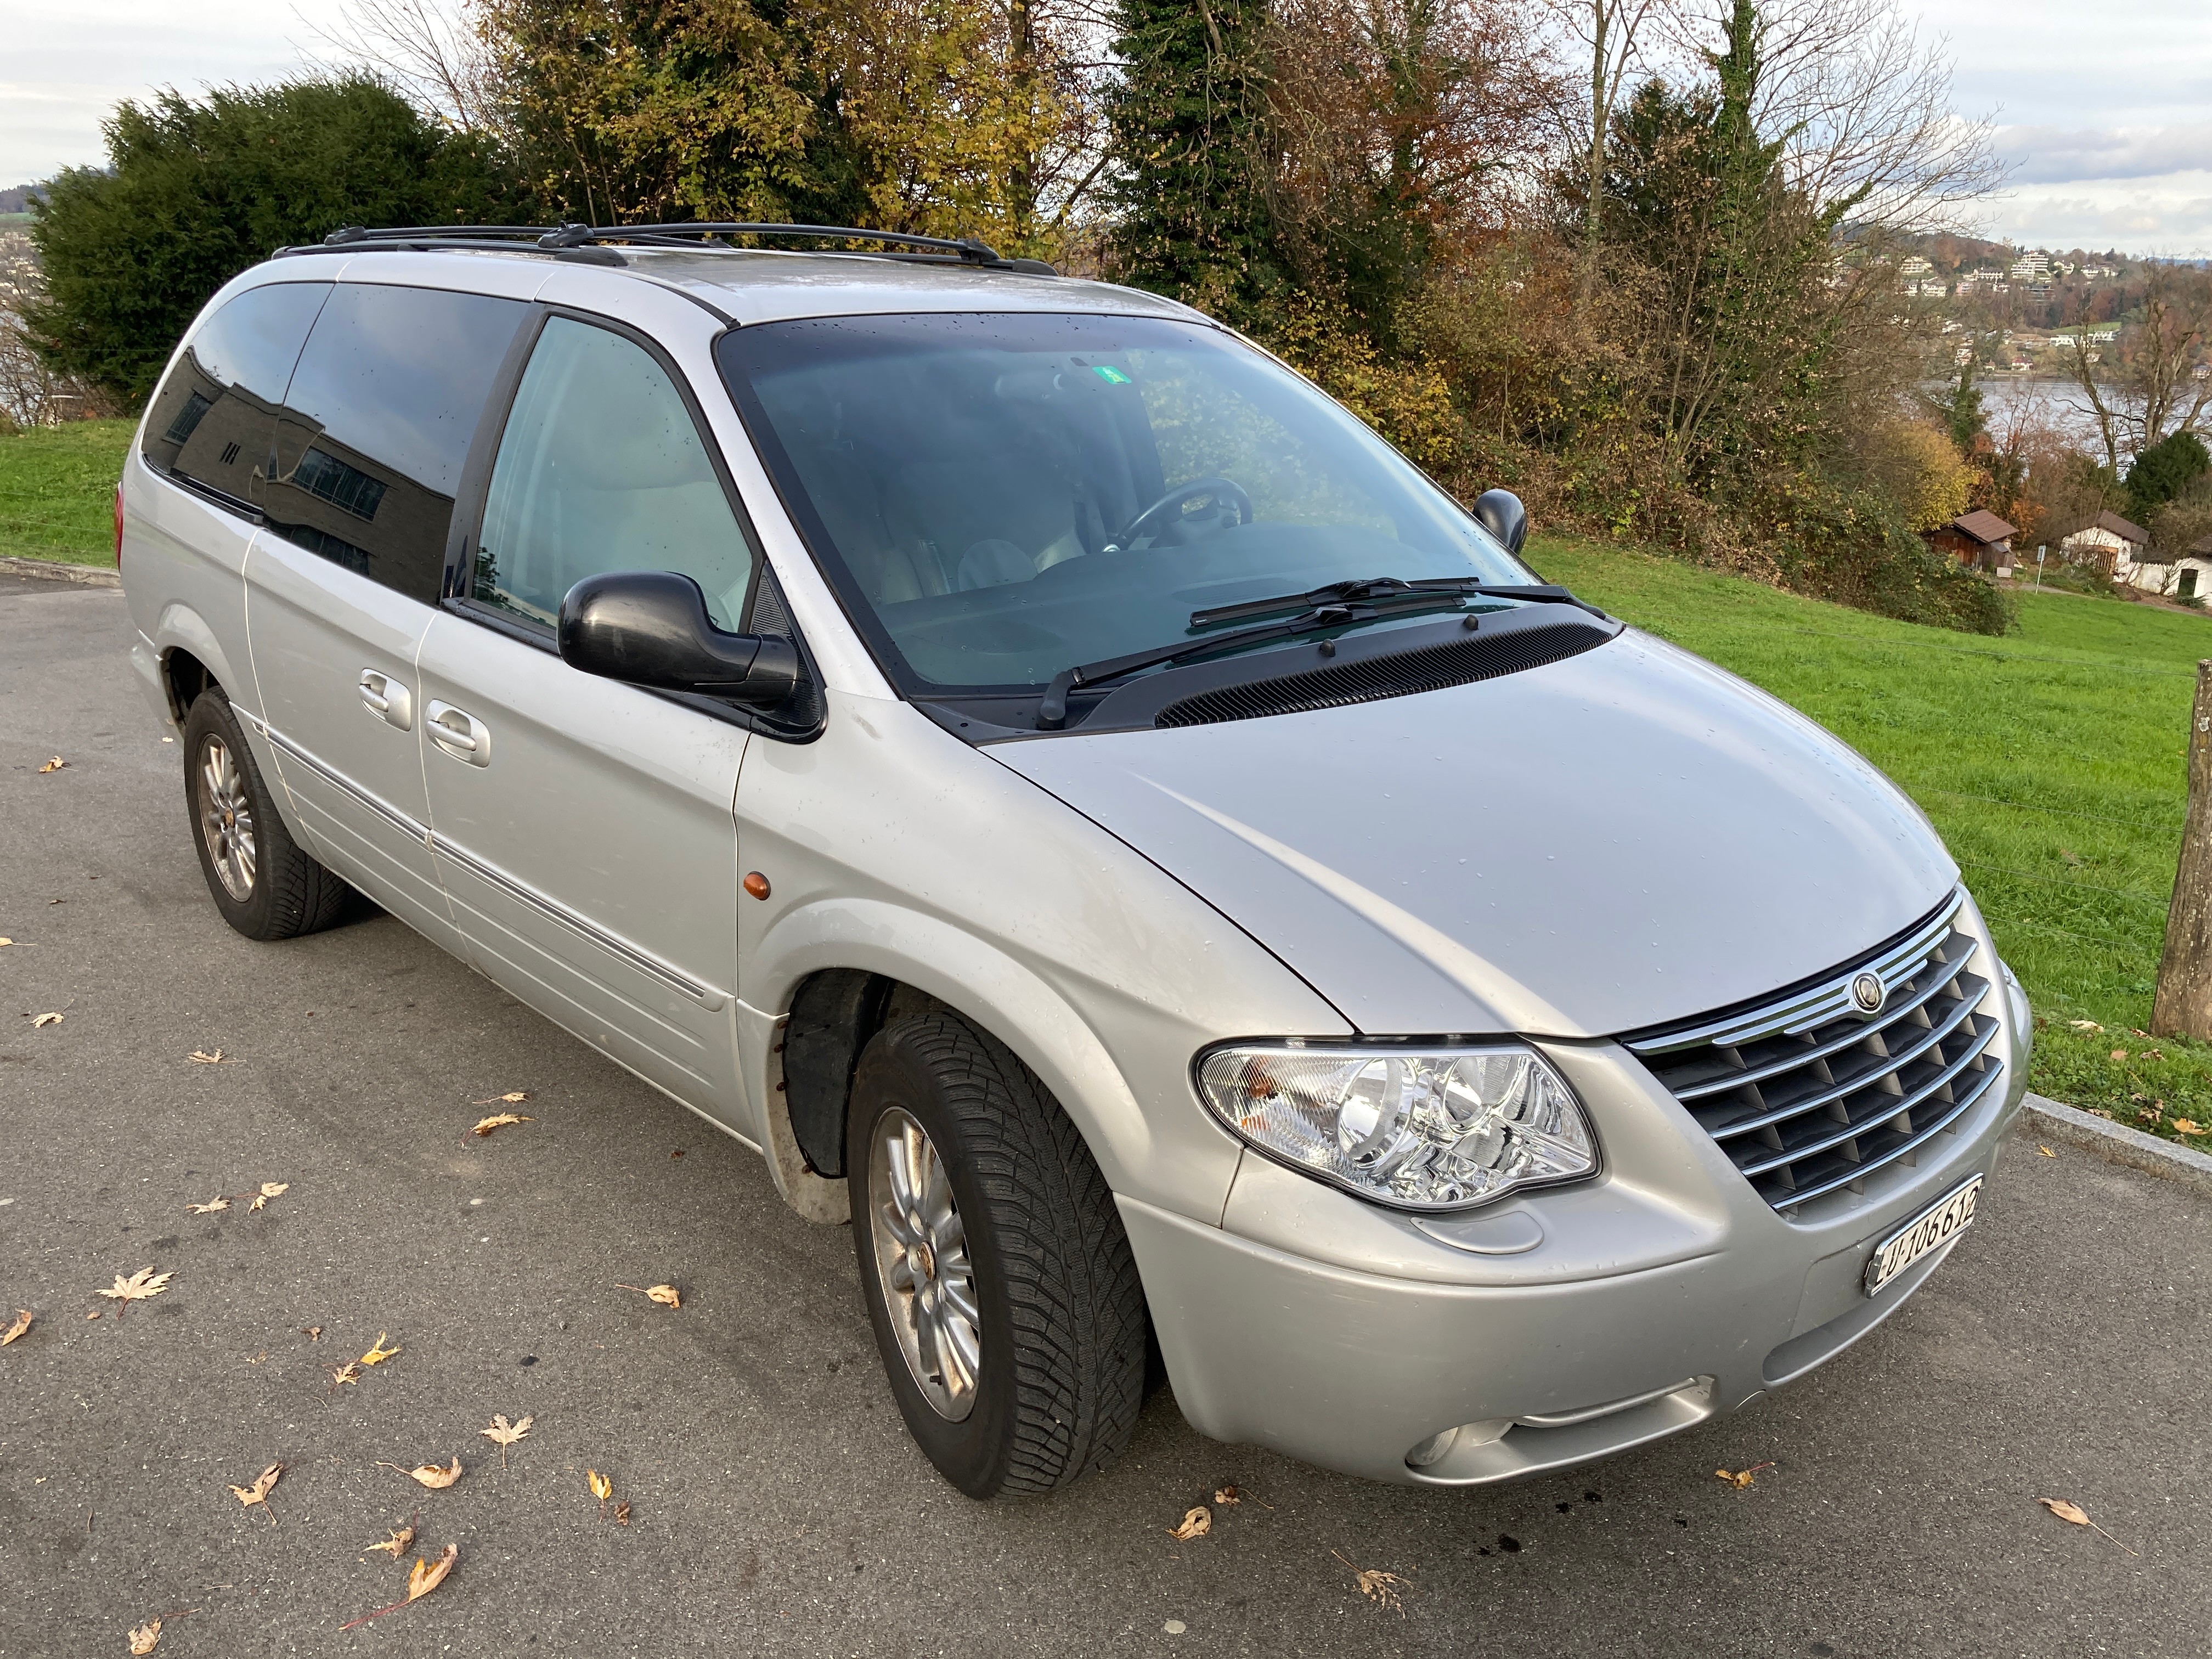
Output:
[{"xmin": 866, "ymin": 1105, "xmax": 982, "ymax": 1424}]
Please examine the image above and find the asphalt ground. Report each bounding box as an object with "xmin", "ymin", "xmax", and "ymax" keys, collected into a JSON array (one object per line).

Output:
[{"xmin": 4, "ymin": 569, "xmax": 2210, "ymax": 1658}]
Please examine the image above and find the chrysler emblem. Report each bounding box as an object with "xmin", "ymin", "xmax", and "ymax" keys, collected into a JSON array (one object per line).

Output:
[{"xmin": 1850, "ymin": 972, "xmax": 1886, "ymax": 1016}]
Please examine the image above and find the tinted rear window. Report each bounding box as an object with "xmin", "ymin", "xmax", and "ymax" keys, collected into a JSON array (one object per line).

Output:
[
  {"xmin": 140, "ymin": 283, "xmax": 330, "ymax": 509},
  {"xmin": 263, "ymin": 284, "xmax": 528, "ymax": 601}
]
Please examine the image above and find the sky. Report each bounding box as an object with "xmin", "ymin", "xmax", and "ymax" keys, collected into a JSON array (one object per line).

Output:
[{"xmin": 3, "ymin": 0, "xmax": 2210, "ymax": 256}]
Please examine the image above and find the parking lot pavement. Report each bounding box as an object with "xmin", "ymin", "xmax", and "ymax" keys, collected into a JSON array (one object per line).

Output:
[{"xmin": 4, "ymin": 569, "xmax": 2211, "ymax": 1659}]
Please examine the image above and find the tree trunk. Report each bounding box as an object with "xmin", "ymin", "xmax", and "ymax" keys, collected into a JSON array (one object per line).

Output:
[{"xmin": 2153, "ymin": 659, "xmax": 2212, "ymax": 1037}]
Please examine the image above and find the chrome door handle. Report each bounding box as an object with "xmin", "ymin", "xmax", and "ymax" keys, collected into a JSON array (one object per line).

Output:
[
  {"xmin": 358, "ymin": 669, "xmax": 413, "ymax": 730},
  {"xmin": 426, "ymin": 699, "xmax": 490, "ymax": 766}
]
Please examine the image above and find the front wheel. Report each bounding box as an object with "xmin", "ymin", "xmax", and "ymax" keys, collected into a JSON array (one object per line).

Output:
[
  {"xmin": 182, "ymin": 690, "xmax": 349, "ymax": 940},
  {"xmin": 848, "ymin": 1012, "xmax": 1148, "ymax": 1498}
]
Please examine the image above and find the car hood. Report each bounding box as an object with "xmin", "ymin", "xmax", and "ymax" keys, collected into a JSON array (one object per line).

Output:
[{"xmin": 990, "ymin": 628, "xmax": 1957, "ymax": 1038}]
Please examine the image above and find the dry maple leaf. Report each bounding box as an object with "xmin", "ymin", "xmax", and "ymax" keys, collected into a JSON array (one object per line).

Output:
[
  {"xmin": 249, "ymin": 1181, "xmax": 288, "ymax": 1211},
  {"xmin": 588, "ymin": 1469, "xmax": 613, "ymax": 1503},
  {"xmin": 303, "ymin": 1325, "xmax": 322, "ymax": 1341},
  {"xmin": 227, "ymin": 1462, "xmax": 284, "ymax": 1524},
  {"xmin": 187, "ymin": 1049, "xmax": 228, "ymax": 1064},
  {"xmin": 470, "ymin": 1112, "xmax": 534, "ymax": 1137},
  {"xmin": 472, "ymin": 1091, "xmax": 531, "ymax": 1105},
  {"xmin": 408, "ymin": 1542, "xmax": 458, "ymax": 1601},
  {"xmin": 363, "ymin": 1521, "xmax": 416, "ymax": 1559},
  {"xmin": 127, "ymin": 1617, "xmax": 161, "ymax": 1654},
  {"xmin": 185, "ymin": 1197, "xmax": 230, "ymax": 1215},
  {"xmin": 360, "ymin": 1332, "xmax": 400, "ymax": 1366},
  {"xmin": 31, "ymin": 1012, "xmax": 62, "ymax": 1028},
  {"xmin": 1, "ymin": 1310, "xmax": 30, "ymax": 1347},
  {"xmin": 1167, "ymin": 1505, "xmax": 1211, "ymax": 1540},
  {"xmin": 330, "ymin": 1362, "xmax": 360, "ymax": 1387},
  {"xmin": 2068, "ymin": 1018, "xmax": 2102, "ymax": 1031},
  {"xmin": 2175, "ymin": 1119, "xmax": 2204, "ymax": 1136},
  {"xmin": 1714, "ymin": 1463, "xmax": 1775, "ymax": 1488},
  {"xmin": 1212, "ymin": 1485, "xmax": 1242, "ymax": 1506},
  {"xmin": 95, "ymin": 1267, "xmax": 172, "ymax": 1311},
  {"xmin": 479, "ymin": 1413, "xmax": 532, "ymax": 1466},
  {"xmin": 614, "ymin": 1282, "xmax": 680, "ymax": 1308},
  {"xmin": 380, "ymin": 1457, "xmax": 462, "ymax": 1490},
  {"xmin": 614, "ymin": 1500, "xmax": 631, "ymax": 1525},
  {"xmin": 1333, "ymin": 1551, "xmax": 1410, "ymax": 1617},
  {"xmin": 2038, "ymin": 1496, "xmax": 2137, "ymax": 1554},
  {"xmin": 38, "ymin": 755, "xmax": 65, "ymax": 772}
]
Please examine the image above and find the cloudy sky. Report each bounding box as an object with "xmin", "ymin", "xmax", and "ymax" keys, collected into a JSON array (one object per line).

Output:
[{"xmin": 3, "ymin": 0, "xmax": 2208, "ymax": 255}]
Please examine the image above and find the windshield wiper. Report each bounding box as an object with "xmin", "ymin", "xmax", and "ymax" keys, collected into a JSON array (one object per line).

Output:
[
  {"xmin": 1189, "ymin": 575, "xmax": 1607, "ymax": 630},
  {"xmin": 1036, "ymin": 590, "xmax": 1477, "ymax": 730}
]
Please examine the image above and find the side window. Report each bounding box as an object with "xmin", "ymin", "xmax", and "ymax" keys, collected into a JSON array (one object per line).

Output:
[
  {"xmin": 264, "ymin": 284, "xmax": 528, "ymax": 602},
  {"xmin": 141, "ymin": 283, "xmax": 329, "ymax": 507},
  {"xmin": 473, "ymin": 318, "xmax": 757, "ymax": 631}
]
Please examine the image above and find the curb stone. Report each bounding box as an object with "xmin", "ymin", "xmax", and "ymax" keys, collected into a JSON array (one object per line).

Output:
[
  {"xmin": 2023, "ymin": 1092, "xmax": 2212, "ymax": 1200},
  {"xmin": 0, "ymin": 554, "xmax": 121, "ymax": 588}
]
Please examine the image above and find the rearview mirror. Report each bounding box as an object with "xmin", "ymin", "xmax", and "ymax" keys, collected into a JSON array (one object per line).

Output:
[
  {"xmin": 558, "ymin": 571, "xmax": 800, "ymax": 707},
  {"xmin": 1472, "ymin": 489, "xmax": 1528, "ymax": 556}
]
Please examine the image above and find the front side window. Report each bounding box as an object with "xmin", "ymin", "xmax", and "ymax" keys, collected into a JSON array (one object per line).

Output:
[
  {"xmin": 472, "ymin": 317, "xmax": 757, "ymax": 631},
  {"xmin": 141, "ymin": 281, "xmax": 330, "ymax": 507},
  {"xmin": 716, "ymin": 312, "xmax": 1534, "ymax": 700},
  {"xmin": 263, "ymin": 283, "xmax": 529, "ymax": 601}
]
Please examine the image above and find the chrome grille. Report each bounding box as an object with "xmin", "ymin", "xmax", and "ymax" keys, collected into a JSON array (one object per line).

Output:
[{"xmin": 1625, "ymin": 893, "xmax": 2004, "ymax": 1213}]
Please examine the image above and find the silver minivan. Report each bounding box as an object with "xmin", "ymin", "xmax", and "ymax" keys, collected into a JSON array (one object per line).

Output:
[{"xmin": 120, "ymin": 224, "xmax": 2029, "ymax": 1499}]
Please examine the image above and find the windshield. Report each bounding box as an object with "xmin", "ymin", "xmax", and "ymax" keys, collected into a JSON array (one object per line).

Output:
[{"xmin": 715, "ymin": 312, "xmax": 1537, "ymax": 697}]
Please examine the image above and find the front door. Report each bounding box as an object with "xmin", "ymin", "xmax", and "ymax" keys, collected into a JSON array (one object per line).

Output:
[
  {"xmin": 415, "ymin": 313, "xmax": 761, "ymax": 1118},
  {"xmin": 244, "ymin": 281, "xmax": 530, "ymax": 949}
]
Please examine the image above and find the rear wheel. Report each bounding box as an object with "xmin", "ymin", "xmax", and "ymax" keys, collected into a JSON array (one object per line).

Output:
[
  {"xmin": 183, "ymin": 690, "xmax": 349, "ymax": 940},
  {"xmin": 848, "ymin": 1012, "xmax": 1147, "ymax": 1498}
]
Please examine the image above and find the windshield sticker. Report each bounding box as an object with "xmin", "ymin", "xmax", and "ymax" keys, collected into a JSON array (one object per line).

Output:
[{"xmin": 1091, "ymin": 365, "xmax": 1132, "ymax": 385}]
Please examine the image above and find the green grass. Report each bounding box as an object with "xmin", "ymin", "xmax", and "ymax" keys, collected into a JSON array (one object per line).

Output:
[
  {"xmin": 1532, "ymin": 532, "xmax": 2212, "ymax": 1141},
  {"xmin": 0, "ymin": 419, "xmax": 134, "ymax": 565}
]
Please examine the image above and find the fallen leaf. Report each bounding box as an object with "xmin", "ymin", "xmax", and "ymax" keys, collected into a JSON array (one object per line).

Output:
[
  {"xmin": 360, "ymin": 1333, "xmax": 400, "ymax": 1366},
  {"xmin": 38, "ymin": 755, "xmax": 65, "ymax": 772},
  {"xmin": 363, "ymin": 1522, "xmax": 415, "ymax": 1559},
  {"xmin": 1167, "ymin": 1505, "xmax": 1211, "ymax": 1540},
  {"xmin": 227, "ymin": 1462, "xmax": 284, "ymax": 1524},
  {"xmin": 185, "ymin": 1197, "xmax": 230, "ymax": 1215},
  {"xmin": 127, "ymin": 1617, "xmax": 161, "ymax": 1654},
  {"xmin": 249, "ymin": 1181, "xmax": 289, "ymax": 1211},
  {"xmin": 2175, "ymin": 1120, "xmax": 2203, "ymax": 1136},
  {"xmin": 1, "ymin": 1310, "xmax": 30, "ymax": 1347},
  {"xmin": 0, "ymin": 938, "xmax": 12, "ymax": 946},
  {"xmin": 615, "ymin": 1283, "xmax": 680, "ymax": 1308},
  {"xmin": 31, "ymin": 1012, "xmax": 62, "ymax": 1028},
  {"xmin": 187, "ymin": 1049, "xmax": 229, "ymax": 1064},
  {"xmin": 1333, "ymin": 1550, "xmax": 1410, "ymax": 1616},
  {"xmin": 379, "ymin": 1457, "xmax": 462, "ymax": 1490},
  {"xmin": 407, "ymin": 1542, "xmax": 458, "ymax": 1601},
  {"xmin": 1715, "ymin": 1462, "xmax": 1775, "ymax": 1488},
  {"xmin": 614, "ymin": 1501, "xmax": 631, "ymax": 1525},
  {"xmin": 2038, "ymin": 1496, "xmax": 2137, "ymax": 1554},
  {"xmin": 2068, "ymin": 1019, "xmax": 2102, "ymax": 1031},
  {"xmin": 303, "ymin": 1326, "xmax": 322, "ymax": 1341},
  {"xmin": 86, "ymin": 1310, "xmax": 100, "ymax": 1321},
  {"xmin": 1213, "ymin": 1485, "xmax": 1242, "ymax": 1506},
  {"xmin": 95, "ymin": 1267, "xmax": 173, "ymax": 1310},
  {"xmin": 472, "ymin": 1091, "xmax": 531, "ymax": 1105},
  {"xmin": 330, "ymin": 1363, "xmax": 360, "ymax": 1387},
  {"xmin": 2038, "ymin": 1145, "xmax": 2056, "ymax": 1157},
  {"xmin": 588, "ymin": 1469, "xmax": 612, "ymax": 1503},
  {"xmin": 2111, "ymin": 1048, "xmax": 2128, "ymax": 1061},
  {"xmin": 470, "ymin": 1113, "xmax": 533, "ymax": 1137},
  {"xmin": 479, "ymin": 1413, "xmax": 532, "ymax": 1466}
]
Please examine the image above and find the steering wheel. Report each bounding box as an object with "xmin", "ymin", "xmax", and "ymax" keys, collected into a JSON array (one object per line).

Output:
[{"xmin": 1107, "ymin": 477, "xmax": 1252, "ymax": 551}]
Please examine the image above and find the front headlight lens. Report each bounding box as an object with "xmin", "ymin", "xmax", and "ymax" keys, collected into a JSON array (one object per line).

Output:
[{"xmin": 1195, "ymin": 1043, "xmax": 1597, "ymax": 1212}]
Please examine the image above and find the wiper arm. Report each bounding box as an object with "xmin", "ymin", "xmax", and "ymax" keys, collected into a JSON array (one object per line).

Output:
[
  {"xmin": 1036, "ymin": 590, "xmax": 1475, "ymax": 730},
  {"xmin": 1189, "ymin": 576, "xmax": 1607, "ymax": 630}
]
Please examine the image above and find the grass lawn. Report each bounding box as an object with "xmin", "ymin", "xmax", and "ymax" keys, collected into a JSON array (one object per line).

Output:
[
  {"xmin": 0, "ymin": 418, "xmax": 134, "ymax": 565},
  {"xmin": 1533, "ymin": 532, "xmax": 2212, "ymax": 1142}
]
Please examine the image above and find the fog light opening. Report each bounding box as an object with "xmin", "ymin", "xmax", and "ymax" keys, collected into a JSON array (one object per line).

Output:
[{"xmin": 1403, "ymin": 1418, "xmax": 1511, "ymax": 1470}]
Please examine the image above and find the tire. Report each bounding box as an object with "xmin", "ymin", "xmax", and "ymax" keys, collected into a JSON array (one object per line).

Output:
[
  {"xmin": 182, "ymin": 689, "xmax": 350, "ymax": 941},
  {"xmin": 847, "ymin": 1012, "xmax": 1148, "ymax": 1498}
]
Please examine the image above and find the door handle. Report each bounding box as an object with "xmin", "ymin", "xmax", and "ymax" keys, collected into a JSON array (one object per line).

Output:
[
  {"xmin": 358, "ymin": 669, "xmax": 413, "ymax": 730},
  {"xmin": 426, "ymin": 699, "xmax": 490, "ymax": 766}
]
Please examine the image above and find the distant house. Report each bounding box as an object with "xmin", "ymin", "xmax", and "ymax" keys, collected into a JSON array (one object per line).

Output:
[
  {"xmin": 2130, "ymin": 533, "xmax": 2212, "ymax": 602},
  {"xmin": 2057, "ymin": 509, "xmax": 2150, "ymax": 579},
  {"xmin": 1924, "ymin": 510, "xmax": 2017, "ymax": 574}
]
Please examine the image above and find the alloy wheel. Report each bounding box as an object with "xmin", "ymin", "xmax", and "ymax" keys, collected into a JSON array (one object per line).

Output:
[
  {"xmin": 196, "ymin": 734, "xmax": 257, "ymax": 901},
  {"xmin": 867, "ymin": 1107, "xmax": 982, "ymax": 1421}
]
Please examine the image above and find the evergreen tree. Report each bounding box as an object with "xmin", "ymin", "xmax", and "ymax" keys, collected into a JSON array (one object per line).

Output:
[
  {"xmin": 1101, "ymin": 0, "xmax": 1287, "ymax": 324},
  {"xmin": 1942, "ymin": 362, "xmax": 1985, "ymax": 454},
  {"xmin": 2128, "ymin": 430, "xmax": 2210, "ymax": 520}
]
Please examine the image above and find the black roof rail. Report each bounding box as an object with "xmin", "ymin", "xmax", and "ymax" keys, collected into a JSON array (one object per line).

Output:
[{"xmin": 285, "ymin": 222, "xmax": 1058, "ymax": 275}]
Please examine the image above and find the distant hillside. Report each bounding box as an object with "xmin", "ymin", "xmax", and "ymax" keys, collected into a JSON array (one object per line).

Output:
[{"xmin": 0, "ymin": 185, "xmax": 42, "ymax": 215}]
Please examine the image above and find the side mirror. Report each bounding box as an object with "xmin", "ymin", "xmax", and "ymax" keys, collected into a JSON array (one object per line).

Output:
[
  {"xmin": 558, "ymin": 570, "xmax": 800, "ymax": 707},
  {"xmin": 1472, "ymin": 489, "xmax": 1528, "ymax": 556}
]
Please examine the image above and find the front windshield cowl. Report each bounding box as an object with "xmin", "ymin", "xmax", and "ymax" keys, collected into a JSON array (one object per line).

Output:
[{"xmin": 717, "ymin": 310, "xmax": 1559, "ymax": 730}]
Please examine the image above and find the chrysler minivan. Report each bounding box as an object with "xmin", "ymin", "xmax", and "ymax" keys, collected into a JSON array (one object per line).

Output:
[{"xmin": 119, "ymin": 223, "xmax": 2028, "ymax": 1499}]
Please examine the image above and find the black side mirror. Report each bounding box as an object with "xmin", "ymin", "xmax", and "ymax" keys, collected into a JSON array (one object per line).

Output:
[
  {"xmin": 558, "ymin": 571, "xmax": 800, "ymax": 707},
  {"xmin": 1472, "ymin": 489, "xmax": 1528, "ymax": 556}
]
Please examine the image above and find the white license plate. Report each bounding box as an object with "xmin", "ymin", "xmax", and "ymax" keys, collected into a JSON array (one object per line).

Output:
[{"xmin": 1863, "ymin": 1176, "xmax": 1980, "ymax": 1296}]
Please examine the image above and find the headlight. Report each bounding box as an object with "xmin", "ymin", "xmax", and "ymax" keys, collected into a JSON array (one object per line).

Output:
[{"xmin": 1195, "ymin": 1043, "xmax": 1598, "ymax": 1212}]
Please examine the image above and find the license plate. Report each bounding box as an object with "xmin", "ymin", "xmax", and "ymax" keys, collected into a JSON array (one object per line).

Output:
[{"xmin": 1863, "ymin": 1176, "xmax": 1980, "ymax": 1296}]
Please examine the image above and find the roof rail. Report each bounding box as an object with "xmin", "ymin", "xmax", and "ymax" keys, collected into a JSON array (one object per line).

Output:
[{"xmin": 286, "ymin": 222, "xmax": 1058, "ymax": 275}]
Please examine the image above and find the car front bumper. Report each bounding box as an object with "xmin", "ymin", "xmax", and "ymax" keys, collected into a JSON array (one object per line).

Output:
[{"xmin": 1122, "ymin": 964, "xmax": 2030, "ymax": 1487}]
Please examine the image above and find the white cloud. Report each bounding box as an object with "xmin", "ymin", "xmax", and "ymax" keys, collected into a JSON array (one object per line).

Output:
[
  {"xmin": 1970, "ymin": 174, "xmax": 2212, "ymax": 258},
  {"xmin": 1998, "ymin": 125, "xmax": 2212, "ymax": 187}
]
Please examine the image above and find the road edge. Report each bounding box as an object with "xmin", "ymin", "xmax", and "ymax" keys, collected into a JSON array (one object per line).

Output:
[
  {"xmin": 2023, "ymin": 1092, "xmax": 2212, "ymax": 1199},
  {"xmin": 0, "ymin": 554, "xmax": 121, "ymax": 588}
]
